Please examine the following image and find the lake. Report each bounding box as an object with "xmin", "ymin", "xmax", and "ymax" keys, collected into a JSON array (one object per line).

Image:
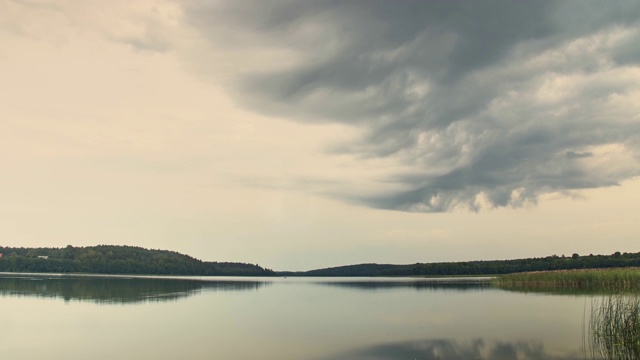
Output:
[{"xmin": 0, "ymin": 273, "xmax": 604, "ymax": 359}]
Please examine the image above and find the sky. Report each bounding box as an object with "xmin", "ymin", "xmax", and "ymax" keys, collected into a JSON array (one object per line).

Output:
[{"xmin": 1, "ymin": 0, "xmax": 640, "ymax": 271}]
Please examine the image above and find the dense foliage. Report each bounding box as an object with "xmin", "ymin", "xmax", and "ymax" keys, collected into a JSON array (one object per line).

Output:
[
  {"xmin": 0, "ymin": 245, "xmax": 274, "ymax": 276},
  {"xmin": 297, "ymin": 252, "xmax": 640, "ymax": 277},
  {"xmin": 2, "ymin": 246, "xmax": 639, "ymax": 277}
]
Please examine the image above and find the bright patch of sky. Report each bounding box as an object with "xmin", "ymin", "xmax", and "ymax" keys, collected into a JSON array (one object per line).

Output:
[{"xmin": 1, "ymin": 0, "xmax": 639, "ymax": 270}]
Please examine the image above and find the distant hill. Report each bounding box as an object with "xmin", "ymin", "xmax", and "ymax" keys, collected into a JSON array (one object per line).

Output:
[
  {"xmin": 2, "ymin": 246, "xmax": 638, "ymax": 277},
  {"xmin": 0, "ymin": 245, "xmax": 274, "ymax": 276},
  {"xmin": 282, "ymin": 251, "xmax": 640, "ymax": 277}
]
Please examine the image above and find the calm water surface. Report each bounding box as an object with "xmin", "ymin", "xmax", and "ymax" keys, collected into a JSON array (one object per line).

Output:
[{"xmin": 0, "ymin": 274, "xmax": 597, "ymax": 359}]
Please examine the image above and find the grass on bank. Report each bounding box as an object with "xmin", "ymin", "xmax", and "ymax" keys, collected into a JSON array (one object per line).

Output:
[
  {"xmin": 495, "ymin": 268, "xmax": 640, "ymax": 359},
  {"xmin": 494, "ymin": 267, "xmax": 640, "ymax": 291}
]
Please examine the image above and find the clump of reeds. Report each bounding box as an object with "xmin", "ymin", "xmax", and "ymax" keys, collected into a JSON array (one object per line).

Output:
[
  {"xmin": 589, "ymin": 295, "xmax": 640, "ymax": 360},
  {"xmin": 494, "ymin": 268, "xmax": 640, "ymax": 291}
]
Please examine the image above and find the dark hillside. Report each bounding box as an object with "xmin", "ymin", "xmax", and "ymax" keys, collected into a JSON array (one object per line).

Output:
[
  {"xmin": 299, "ymin": 252, "xmax": 640, "ymax": 277},
  {"xmin": 0, "ymin": 245, "xmax": 274, "ymax": 276}
]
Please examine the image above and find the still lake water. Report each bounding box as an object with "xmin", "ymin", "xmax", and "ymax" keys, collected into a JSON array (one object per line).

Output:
[{"xmin": 0, "ymin": 274, "xmax": 598, "ymax": 360}]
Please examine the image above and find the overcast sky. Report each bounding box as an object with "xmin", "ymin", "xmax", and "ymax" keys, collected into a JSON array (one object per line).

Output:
[{"xmin": 2, "ymin": 0, "xmax": 640, "ymax": 271}]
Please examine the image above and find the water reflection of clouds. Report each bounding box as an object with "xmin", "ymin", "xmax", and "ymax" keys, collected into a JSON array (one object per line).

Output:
[
  {"xmin": 0, "ymin": 275, "xmax": 269, "ymax": 304},
  {"xmin": 318, "ymin": 338, "xmax": 584, "ymax": 360}
]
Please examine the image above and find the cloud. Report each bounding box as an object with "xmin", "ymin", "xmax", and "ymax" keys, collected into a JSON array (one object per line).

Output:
[
  {"xmin": 565, "ymin": 151, "xmax": 593, "ymax": 159},
  {"xmin": 182, "ymin": 0, "xmax": 640, "ymax": 212}
]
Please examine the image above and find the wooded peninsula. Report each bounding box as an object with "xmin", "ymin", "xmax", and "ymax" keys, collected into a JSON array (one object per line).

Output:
[
  {"xmin": 0, "ymin": 245, "xmax": 274, "ymax": 276},
  {"xmin": 0, "ymin": 245, "xmax": 639, "ymax": 277}
]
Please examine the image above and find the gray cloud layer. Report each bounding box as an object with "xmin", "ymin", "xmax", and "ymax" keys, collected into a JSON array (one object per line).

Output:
[{"xmin": 184, "ymin": 1, "xmax": 640, "ymax": 212}]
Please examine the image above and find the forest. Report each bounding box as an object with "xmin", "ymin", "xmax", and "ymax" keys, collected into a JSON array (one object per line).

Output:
[
  {"xmin": 291, "ymin": 251, "xmax": 640, "ymax": 277},
  {"xmin": 0, "ymin": 245, "xmax": 274, "ymax": 276},
  {"xmin": 1, "ymin": 245, "xmax": 639, "ymax": 277}
]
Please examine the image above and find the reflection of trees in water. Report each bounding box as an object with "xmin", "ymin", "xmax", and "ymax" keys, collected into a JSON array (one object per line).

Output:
[
  {"xmin": 589, "ymin": 295, "xmax": 640, "ymax": 360},
  {"xmin": 318, "ymin": 280, "xmax": 491, "ymax": 291},
  {"xmin": 0, "ymin": 275, "xmax": 268, "ymax": 304},
  {"xmin": 318, "ymin": 338, "xmax": 582, "ymax": 360}
]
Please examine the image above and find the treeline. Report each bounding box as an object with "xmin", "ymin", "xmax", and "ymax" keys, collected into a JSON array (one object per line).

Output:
[
  {"xmin": 2, "ymin": 246, "xmax": 638, "ymax": 277},
  {"xmin": 294, "ymin": 252, "xmax": 640, "ymax": 277},
  {"xmin": 0, "ymin": 245, "xmax": 274, "ymax": 276}
]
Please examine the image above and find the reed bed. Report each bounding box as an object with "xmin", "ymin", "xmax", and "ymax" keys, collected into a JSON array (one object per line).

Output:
[
  {"xmin": 589, "ymin": 295, "xmax": 640, "ymax": 360},
  {"xmin": 494, "ymin": 267, "xmax": 640, "ymax": 291}
]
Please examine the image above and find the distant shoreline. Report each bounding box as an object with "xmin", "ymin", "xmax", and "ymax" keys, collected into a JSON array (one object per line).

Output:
[{"xmin": 2, "ymin": 245, "xmax": 640, "ymax": 278}]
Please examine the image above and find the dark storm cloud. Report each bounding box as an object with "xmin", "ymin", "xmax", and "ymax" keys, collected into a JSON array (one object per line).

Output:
[{"xmin": 183, "ymin": 0, "xmax": 640, "ymax": 212}]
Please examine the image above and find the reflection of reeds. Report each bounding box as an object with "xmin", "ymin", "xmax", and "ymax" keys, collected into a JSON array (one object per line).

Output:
[{"xmin": 589, "ymin": 295, "xmax": 640, "ymax": 360}]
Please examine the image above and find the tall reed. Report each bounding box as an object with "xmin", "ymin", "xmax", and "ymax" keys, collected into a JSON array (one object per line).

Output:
[
  {"xmin": 589, "ymin": 295, "xmax": 640, "ymax": 360},
  {"xmin": 495, "ymin": 267, "xmax": 640, "ymax": 291}
]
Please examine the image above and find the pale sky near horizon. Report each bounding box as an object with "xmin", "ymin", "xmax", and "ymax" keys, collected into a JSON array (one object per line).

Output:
[{"xmin": 2, "ymin": 0, "xmax": 640, "ymax": 271}]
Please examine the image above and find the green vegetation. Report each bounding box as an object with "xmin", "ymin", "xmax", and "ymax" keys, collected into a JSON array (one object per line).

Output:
[
  {"xmin": 494, "ymin": 268, "xmax": 640, "ymax": 292},
  {"xmin": 2, "ymin": 246, "xmax": 640, "ymax": 278},
  {"xmin": 589, "ymin": 295, "xmax": 640, "ymax": 359},
  {"xmin": 0, "ymin": 245, "xmax": 274, "ymax": 276},
  {"xmin": 494, "ymin": 267, "xmax": 640, "ymax": 359},
  {"xmin": 292, "ymin": 251, "xmax": 640, "ymax": 277}
]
